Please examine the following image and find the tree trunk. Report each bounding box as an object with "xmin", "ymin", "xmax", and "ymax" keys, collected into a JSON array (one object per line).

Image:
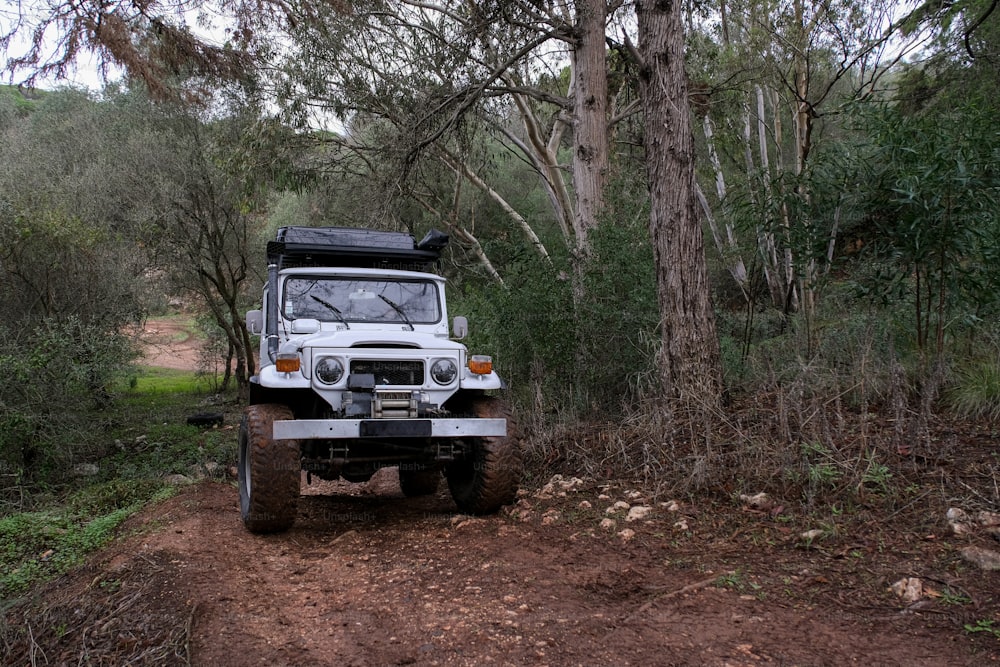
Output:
[
  {"xmin": 637, "ymin": 0, "xmax": 723, "ymax": 408},
  {"xmin": 570, "ymin": 0, "xmax": 609, "ymax": 259}
]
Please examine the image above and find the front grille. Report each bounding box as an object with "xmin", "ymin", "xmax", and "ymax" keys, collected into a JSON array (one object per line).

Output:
[{"xmin": 350, "ymin": 360, "xmax": 424, "ymax": 386}]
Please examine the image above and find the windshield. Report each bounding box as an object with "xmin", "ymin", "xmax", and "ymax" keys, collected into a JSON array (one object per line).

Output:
[{"xmin": 282, "ymin": 276, "xmax": 441, "ymax": 325}]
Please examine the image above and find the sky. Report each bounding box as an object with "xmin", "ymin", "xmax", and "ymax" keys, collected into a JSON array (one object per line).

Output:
[{"xmin": 0, "ymin": 1, "xmax": 234, "ymax": 93}]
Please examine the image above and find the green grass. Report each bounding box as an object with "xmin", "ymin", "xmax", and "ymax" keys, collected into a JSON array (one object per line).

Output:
[
  {"xmin": 0, "ymin": 480, "xmax": 175, "ymax": 599},
  {"xmin": 125, "ymin": 367, "xmax": 221, "ymax": 398},
  {"xmin": 947, "ymin": 358, "xmax": 1000, "ymax": 421},
  {"xmin": 0, "ymin": 361, "xmax": 240, "ymax": 600},
  {"xmin": 964, "ymin": 618, "xmax": 1000, "ymax": 640}
]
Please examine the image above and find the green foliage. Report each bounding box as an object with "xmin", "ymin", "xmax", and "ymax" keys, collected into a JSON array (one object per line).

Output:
[
  {"xmin": 0, "ymin": 85, "xmax": 42, "ymax": 123},
  {"xmin": 857, "ymin": 101, "xmax": 1000, "ymax": 354},
  {"xmin": 0, "ymin": 359, "xmax": 236, "ymax": 597},
  {"xmin": 946, "ymin": 355, "xmax": 1000, "ymax": 420},
  {"xmin": 105, "ymin": 420, "xmax": 236, "ymax": 480},
  {"xmin": 860, "ymin": 450, "xmax": 892, "ymax": 494},
  {"xmin": 0, "ymin": 317, "xmax": 139, "ymax": 485},
  {"xmin": 0, "ymin": 480, "xmax": 172, "ymax": 598},
  {"xmin": 453, "ymin": 248, "xmax": 576, "ymax": 411},
  {"xmin": 452, "ymin": 200, "xmax": 659, "ymax": 416},
  {"xmin": 965, "ymin": 618, "xmax": 1000, "ymax": 640},
  {"xmin": 802, "ymin": 442, "xmax": 842, "ymax": 490},
  {"xmin": 718, "ymin": 282, "xmax": 900, "ymax": 405},
  {"xmin": 126, "ymin": 367, "xmax": 220, "ymax": 397},
  {"xmin": 0, "ymin": 204, "xmax": 146, "ymax": 332},
  {"xmin": 576, "ymin": 210, "xmax": 659, "ymax": 406}
]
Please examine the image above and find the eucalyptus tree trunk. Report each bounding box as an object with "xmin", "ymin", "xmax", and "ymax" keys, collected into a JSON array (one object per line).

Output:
[
  {"xmin": 569, "ymin": 0, "xmax": 609, "ymax": 260},
  {"xmin": 636, "ymin": 0, "xmax": 722, "ymax": 408}
]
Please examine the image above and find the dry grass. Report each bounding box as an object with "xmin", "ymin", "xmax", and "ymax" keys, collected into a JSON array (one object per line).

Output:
[
  {"xmin": 1, "ymin": 551, "xmax": 192, "ymax": 666},
  {"xmin": 521, "ymin": 354, "xmax": 999, "ymax": 514}
]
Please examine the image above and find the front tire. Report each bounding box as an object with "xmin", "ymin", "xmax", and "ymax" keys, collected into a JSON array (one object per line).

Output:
[
  {"xmin": 239, "ymin": 404, "xmax": 300, "ymax": 533},
  {"xmin": 446, "ymin": 397, "xmax": 521, "ymax": 514}
]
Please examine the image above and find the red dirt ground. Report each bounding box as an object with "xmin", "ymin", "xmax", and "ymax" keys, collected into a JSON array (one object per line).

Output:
[
  {"xmin": 5, "ymin": 471, "xmax": 1000, "ymax": 666},
  {"xmin": 139, "ymin": 318, "xmax": 205, "ymax": 371},
  {"xmin": 4, "ymin": 319, "xmax": 998, "ymax": 665}
]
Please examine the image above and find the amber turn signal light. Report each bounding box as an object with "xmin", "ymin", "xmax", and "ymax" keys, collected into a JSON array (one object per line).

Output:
[
  {"xmin": 468, "ymin": 355, "xmax": 493, "ymax": 375},
  {"xmin": 275, "ymin": 353, "xmax": 301, "ymax": 373}
]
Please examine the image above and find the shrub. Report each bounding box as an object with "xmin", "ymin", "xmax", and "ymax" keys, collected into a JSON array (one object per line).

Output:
[{"xmin": 0, "ymin": 318, "xmax": 139, "ymax": 491}]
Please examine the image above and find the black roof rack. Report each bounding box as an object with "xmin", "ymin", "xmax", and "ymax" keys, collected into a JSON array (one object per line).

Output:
[{"xmin": 267, "ymin": 227, "xmax": 449, "ymax": 270}]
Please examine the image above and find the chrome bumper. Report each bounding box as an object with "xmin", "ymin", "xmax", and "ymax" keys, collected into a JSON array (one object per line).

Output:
[{"xmin": 273, "ymin": 418, "xmax": 506, "ymax": 440}]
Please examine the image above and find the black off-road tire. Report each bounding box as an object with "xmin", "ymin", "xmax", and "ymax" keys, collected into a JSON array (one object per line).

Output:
[
  {"xmin": 238, "ymin": 404, "xmax": 300, "ymax": 533},
  {"xmin": 398, "ymin": 466, "xmax": 441, "ymax": 497},
  {"xmin": 446, "ymin": 397, "xmax": 521, "ymax": 514}
]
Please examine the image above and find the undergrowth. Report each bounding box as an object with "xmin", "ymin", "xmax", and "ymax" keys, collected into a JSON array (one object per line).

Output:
[
  {"xmin": 518, "ymin": 306, "xmax": 1000, "ymax": 517},
  {"xmin": 0, "ymin": 481, "xmax": 175, "ymax": 599},
  {"xmin": 0, "ymin": 365, "xmax": 239, "ymax": 600}
]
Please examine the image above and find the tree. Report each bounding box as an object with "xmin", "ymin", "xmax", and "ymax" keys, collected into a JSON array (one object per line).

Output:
[
  {"xmin": 270, "ymin": 1, "xmax": 624, "ymax": 276},
  {"xmin": 0, "ymin": 88, "xmax": 150, "ymax": 476},
  {"xmin": 128, "ymin": 95, "xmax": 266, "ymax": 395},
  {"xmin": 636, "ymin": 0, "xmax": 722, "ymax": 409},
  {"xmin": 0, "ymin": 0, "xmax": 251, "ymax": 100},
  {"xmin": 860, "ymin": 101, "xmax": 1000, "ymax": 356},
  {"xmin": 690, "ymin": 0, "xmax": 927, "ymax": 320}
]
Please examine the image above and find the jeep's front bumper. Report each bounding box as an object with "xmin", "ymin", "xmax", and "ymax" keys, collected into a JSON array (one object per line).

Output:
[{"xmin": 273, "ymin": 418, "xmax": 506, "ymax": 440}]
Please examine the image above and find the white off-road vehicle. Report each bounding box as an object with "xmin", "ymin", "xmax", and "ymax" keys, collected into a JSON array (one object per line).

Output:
[{"xmin": 239, "ymin": 226, "xmax": 520, "ymax": 533}]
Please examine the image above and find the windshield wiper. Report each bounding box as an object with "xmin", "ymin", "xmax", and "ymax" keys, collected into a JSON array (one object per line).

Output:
[
  {"xmin": 310, "ymin": 295, "xmax": 350, "ymax": 329},
  {"xmin": 378, "ymin": 294, "xmax": 414, "ymax": 331}
]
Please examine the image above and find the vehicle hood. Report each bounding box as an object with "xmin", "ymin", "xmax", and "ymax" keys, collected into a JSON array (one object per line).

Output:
[{"xmin": 290, "ymin": 329, "xmax": 466, "ymax": 352}]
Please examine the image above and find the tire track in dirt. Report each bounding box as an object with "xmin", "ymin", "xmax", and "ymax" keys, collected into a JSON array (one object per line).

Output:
[{"xmin": 66, "ymin": 476, "xmax": 993, "ymax": 667}]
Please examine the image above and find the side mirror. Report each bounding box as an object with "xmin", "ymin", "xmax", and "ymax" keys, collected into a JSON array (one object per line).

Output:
[
  {"xmin": 246, "ymin": 310, "xmax": 263, "ymax": 335},
  {"xmin": 452, "ymin": 316, "xmax": 468, "ymax": 339}
]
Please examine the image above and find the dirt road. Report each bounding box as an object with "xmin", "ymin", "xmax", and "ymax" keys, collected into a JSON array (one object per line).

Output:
[
  {"xmin": 7, "ymin": 470, "xmax": 998, "ymax": 666},
  {"xmin": 6, "ymin": 317, "xmax": 991, "ymax": 664},
  {"xmin": 139, "ymin": 318, "xmax": 205, "ymax": 371}
]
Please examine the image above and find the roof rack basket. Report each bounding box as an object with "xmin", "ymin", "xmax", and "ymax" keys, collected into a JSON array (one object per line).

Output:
[{"xmin": 266, "ymin": 227, "xmax": 449, "ymax": 270}]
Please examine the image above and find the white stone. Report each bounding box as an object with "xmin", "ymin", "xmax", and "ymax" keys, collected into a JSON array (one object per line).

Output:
[
  {"xmin": 947, "ymin": 507, "xmax": 975, "ymax": 535},
  {"xmin": 800, "ymin": 529, "xmax": 824, "ymax": 541},
  {"xmin": 606, "ymin": 501, "xmax": 630, "ymax": 514},
  {"xmin": 890, "ymin": 577, "xmax": 923, "ymax": 602},
  {"xmin": 946, "ymin": 507, "xmax": 970, "ymax": 522},
  {"xmin": 625, "ymin": 506, "xmax": 653, "ymax": 522},
  {"xmin": 559, "ymin": 476, "xmax": 585, "ymax": 491},
  {"xmin": 599, "ymin": 518, "xmax": 616, "ymax": 531},
  {"xmin": 617, "ymin": 528, "xmax": 635, "ymax": 541},
  {"xmin": 740, "ymin": 492, "xmax": 771, "ymax": 509},
  {"xmin": 961, "ymin": 546, "xmax": 1000, "ymax": 571},
  {"xmin": 977, "ymin": 511, "xmax": 1000, "ymax": 527},
  {"xmin": 73, "ymin": 463, "xmax": 100, "ymax": 477},
  {"xmin": 163, "ymin": 474, "xmax": 193, "ymax": 485}
]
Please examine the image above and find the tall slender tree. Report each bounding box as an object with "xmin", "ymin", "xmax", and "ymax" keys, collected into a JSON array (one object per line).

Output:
[{"xmin": 636, "ymin": 0, "xmax": 722, "ymax": 408}]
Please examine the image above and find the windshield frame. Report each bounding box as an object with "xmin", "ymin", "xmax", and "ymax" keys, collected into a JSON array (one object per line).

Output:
[{"xmin": 281, "ymin": 274, "xmax": 443, "ymax": 326}]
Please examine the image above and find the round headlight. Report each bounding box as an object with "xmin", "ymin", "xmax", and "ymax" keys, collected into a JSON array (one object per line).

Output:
[
  {"xmin": 431, "ymin": 358, "xmax": 458, "ymax": 384},
  {"xmin": 315, "ymin": 357, "xmax": 344, "ymax": 384}
]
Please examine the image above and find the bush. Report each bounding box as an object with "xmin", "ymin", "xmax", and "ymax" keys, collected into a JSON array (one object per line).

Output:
[
  {"xmin": 452, "ymin": 248, "xmax": 576, "ymax": 413},
  {"xmin": 451, "ymin": 212, "xmax": 660, "ymax": 418},
  {"xmin": 0, "ymin": 318, "xmax": 139, "ymax": 489},
  {"xmin": 947, "ymin": 356, "xmax": 1000, "ymax": 421}
]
